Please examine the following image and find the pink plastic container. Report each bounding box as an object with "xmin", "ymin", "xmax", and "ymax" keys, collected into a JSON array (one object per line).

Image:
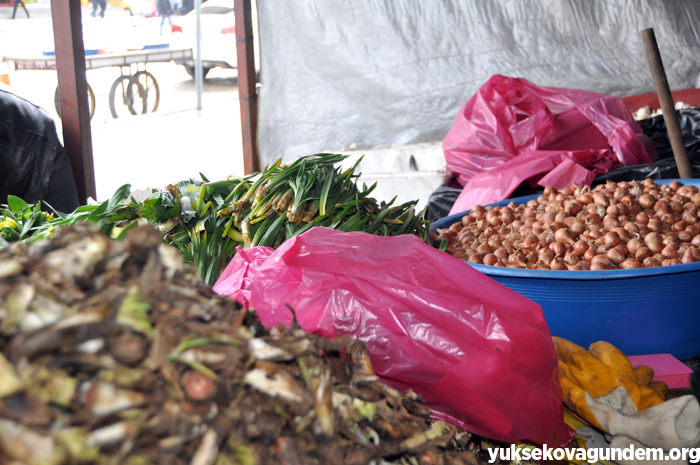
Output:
[{"xmin": 628, "ymin": 354, "xmax": 693, "ymax": 389}]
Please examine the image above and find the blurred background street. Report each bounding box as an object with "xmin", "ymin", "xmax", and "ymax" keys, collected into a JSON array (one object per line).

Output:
[{"xmin": 0, "ymin": 1, "xmax": 246, "ymax": 201}]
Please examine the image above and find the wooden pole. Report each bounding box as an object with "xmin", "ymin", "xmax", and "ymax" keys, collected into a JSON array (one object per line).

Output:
[
  {"xmin": 641, "ymin": 28, "xmax": 693, "ymax": 179},
  {"xmin": 234, "ymin": 0, "xmax": 259, "ymax": 175},
  {"xmin": 51, "ymin": 0, "xmax": 96, "ymax": 203}
]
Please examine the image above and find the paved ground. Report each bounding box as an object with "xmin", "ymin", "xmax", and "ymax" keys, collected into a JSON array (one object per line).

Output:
[{"xmin": 1, "ymin": 6, "xmax": 246, "ymax": 202}]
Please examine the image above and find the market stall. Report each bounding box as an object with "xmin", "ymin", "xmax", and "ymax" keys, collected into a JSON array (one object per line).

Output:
[{"xmin": 3, "ymin": 140, "xmax": 700, "ymax": 463}]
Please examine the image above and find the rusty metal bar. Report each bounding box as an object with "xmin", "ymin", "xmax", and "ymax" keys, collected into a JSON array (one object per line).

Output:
[
  {"xmin": 641, "ymin": 28, "xmax": 693, "ymax": 179},
  {"xmin": 234, "ymin": 0, "xmax": 259, "ymax": 175},
  {"xmin": 50, "ymin": 0, "xmax": 97, "ymax": 203},
  {"xmin": 7, "ymin": 48, "xmax": 193, "ymax": 71}
]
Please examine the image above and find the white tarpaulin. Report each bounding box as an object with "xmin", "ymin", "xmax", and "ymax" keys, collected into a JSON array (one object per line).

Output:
[{"xmin": 255, "ymin": 0, "xmax": 700, "ymax": 167}]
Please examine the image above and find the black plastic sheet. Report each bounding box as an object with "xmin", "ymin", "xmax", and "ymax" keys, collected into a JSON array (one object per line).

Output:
[
  {"xmin": 592, "ymin": 152, "xmax": 700, "ymax": 185},
  {"xmin": 637, "ymin": 109, "xmax": 700, "ymax": 160},
  {"xmin": 593, "ymin": 108, "xmax": 700, "ymax": 184}
]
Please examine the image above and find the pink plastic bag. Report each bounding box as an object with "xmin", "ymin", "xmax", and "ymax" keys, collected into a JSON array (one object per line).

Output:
[
  {"xmin": 449, "ymin": 149, "xmax": 603, "ymax": 215},
  {"xmin": 212, "ymin": 246, "xmax": 275, "ymax": 307},
  {"xmin": 213, "ymin": 227, "xmax": 574, "ymax": 446},
  {"xmin": 443, "ymin": 75, "xmax": 657, "ymax": 214}
]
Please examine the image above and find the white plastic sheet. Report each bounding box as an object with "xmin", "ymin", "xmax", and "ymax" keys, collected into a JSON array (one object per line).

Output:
[{"xmin": 255, "ymin": 0, "xmax": 700, "ymax": 167}]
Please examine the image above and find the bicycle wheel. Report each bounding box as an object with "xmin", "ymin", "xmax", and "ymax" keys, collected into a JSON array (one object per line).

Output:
[
  {"xmin": 54, "ymin": 84, "xmax": 96, "ymax": 120},
  {"xmin": 132, "ymin": 70, "xmax": 160, "ymax": 113},
  {"xmin": 108, "ymin": 75, "xmax": 147, "ymax": 119}
]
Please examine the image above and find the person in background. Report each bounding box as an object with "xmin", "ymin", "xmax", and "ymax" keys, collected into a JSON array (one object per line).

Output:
[
  {"xmin": 91, "ymin": 0, "xmax": 100, "ymax": 17},
  {"xmin": 11, "ymin": 0, "xmax": 30, "ymax": 19},
  {"xmin": 157, "ymin": 0, "xmax": 173, "ymax": 35},
  {"xmin": 93, "ymin": 0, "xmax": 107, "ymax": 18},
  {"xmin": 0, "ymin": 87, "xmax": 80, "ymax": 214}
]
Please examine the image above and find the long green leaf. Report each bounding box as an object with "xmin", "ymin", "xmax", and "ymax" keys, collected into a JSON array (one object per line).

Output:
[{"xmin": 318, "ymin": 168, "xmax": 334, "ymax": 217}]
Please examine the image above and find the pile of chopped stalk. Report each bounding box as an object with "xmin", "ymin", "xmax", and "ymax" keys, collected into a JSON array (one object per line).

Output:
[
  {"xmin": 0, "ymin": 153, "xmax": 428, "ymax": 285},
  {"xmin": 0, "ymin": 223, "xmax": 535, "ymax": 465}
]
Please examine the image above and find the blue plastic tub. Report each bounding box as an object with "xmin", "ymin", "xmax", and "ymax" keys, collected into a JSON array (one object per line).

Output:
[{"xmin": 431, "ymin": 179, "xmax": 700, "ymax": 359}]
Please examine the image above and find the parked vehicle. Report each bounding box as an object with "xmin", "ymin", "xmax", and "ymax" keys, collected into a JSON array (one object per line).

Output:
[
  {"xmin": 108, "ymin": 0, "xmax": 155, "ymax": 17},
  {"xmin": 171, "ymin": 0, "xmax": 236, "ymax": 77}
]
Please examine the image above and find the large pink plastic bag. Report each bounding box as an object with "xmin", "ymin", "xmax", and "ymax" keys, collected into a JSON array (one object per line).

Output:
[
  {"xmin": 443, "ymin": 75, "xmax": 657, "ymax": 213},
  {"xmin": 213, "ymin": 227, "xmax": 574, "ymax": 446}
]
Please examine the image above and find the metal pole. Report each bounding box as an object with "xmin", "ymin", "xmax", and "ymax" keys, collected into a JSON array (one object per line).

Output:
[
  {"xmin": 195, "ymin": 0, "xmax": 203, "ymax": 110},
  {"xmin": 51, "ymin": 0, "xmax": 96, "ymax": 204},
  {"xmin": 641, "ymin": 28, "xmax": 693, "ymax": 179}
]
